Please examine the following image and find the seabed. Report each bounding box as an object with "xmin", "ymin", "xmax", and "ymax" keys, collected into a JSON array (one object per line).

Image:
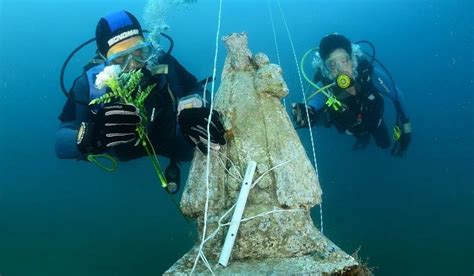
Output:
[{"xmin": 164, "ymin": 238, "xmax": 371, "ymax": 275}]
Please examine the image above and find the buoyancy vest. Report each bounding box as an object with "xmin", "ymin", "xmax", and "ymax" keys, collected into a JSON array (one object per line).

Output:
[{"xmin": 323, "ymin": 58, "xmax": 385, "ymax": 136}]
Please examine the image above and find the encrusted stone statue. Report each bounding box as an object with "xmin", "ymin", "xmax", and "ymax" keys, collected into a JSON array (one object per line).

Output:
[{"xmin": 165, "ymin": 33, "xmax": 370, "ymax": 275}]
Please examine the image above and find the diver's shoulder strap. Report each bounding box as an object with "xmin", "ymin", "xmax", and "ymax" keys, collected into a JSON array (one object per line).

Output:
[
  {"xmin": 356, "ymin": 56, "xmax": 373, "ymax": 84},
  {"xmin": 357, "ymin": 56, "xmax": 383, "ymax": 100}
]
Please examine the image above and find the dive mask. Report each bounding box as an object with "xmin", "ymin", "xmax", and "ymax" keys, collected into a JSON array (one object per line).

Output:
[
  {"xmin": 324, "ymin": 53, "xmax": 351, "ymax": 73},
  {"xmin": 105, "ymin": 41, "xmax": 155, "ymax": 70}
]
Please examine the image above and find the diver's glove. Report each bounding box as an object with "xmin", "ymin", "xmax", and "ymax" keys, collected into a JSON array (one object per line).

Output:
[
  {"xmin": 391, "ymin": 120, "xmax": 412, "ymax": 157},
  {"xmin": 76, "ymin": 103, "xmax": 141, "ymax": 154},
  {"xmin": 178, "ymin": 107, "xmax": 226, "ymax": 154},
  {"xmin": 291, "ymin": 103, "xmax": 318, "ymax": 128}
]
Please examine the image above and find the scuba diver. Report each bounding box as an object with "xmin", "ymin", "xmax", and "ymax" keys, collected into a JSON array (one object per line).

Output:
[
  {"xmin": 292, "ymin": 34, "xmax": 411, "ymax": 156},
  {"xmin": 55, "ymin": 10, "xmax": 226, "ymax": 193}
]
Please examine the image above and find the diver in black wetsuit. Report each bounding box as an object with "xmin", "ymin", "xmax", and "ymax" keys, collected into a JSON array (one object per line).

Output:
[
  {"xmin": 55, "ymin": 10, "xmax": 226, "ymax": 192},
  {"xmin": 292, "ymin": 34, "xmax": 412, "ymax": 156}
]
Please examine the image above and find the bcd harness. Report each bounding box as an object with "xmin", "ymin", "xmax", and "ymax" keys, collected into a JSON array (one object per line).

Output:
[{"xmin": 318, "ymin": 57, "xmax": 385, "ymax": 137}]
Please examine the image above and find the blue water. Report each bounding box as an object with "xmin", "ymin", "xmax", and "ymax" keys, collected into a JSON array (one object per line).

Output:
[{"xmin": 0, "ymin": 0, "xmax": 472, "ymax": 275}]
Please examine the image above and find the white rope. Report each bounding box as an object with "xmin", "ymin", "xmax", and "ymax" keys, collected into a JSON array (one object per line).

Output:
[
  {"xmin": 217, "ymin": 155, "xmax": 242, "ymax": 182},
  {"xmin": 266, "ymin": 0, "xmax": 285, "ymax": 108},
  {"xmin": 198, "ymin": 204, "xmax": 303, "ymax": 266},
  {"xmin": 218, "ymin": 152, "xmax": 243, "ymax": 179},
  {"xmin": 267, "ymin": 0, "xmax": 281, "ymax": 66},
  {"xmin": 192, "ymin": 1, "xmax": 325, "ymax": 272},
  {"xmin": 202, "ymin": 76, "xmax": 209, "ymax": 107},
  {"xmin": 192, "ymin": 159, "xmax": 299, "ymax": 272},
  {"xmin": 196, "ymin": 206, "xmax": 304, "ymax": 270},
  {"xmin": 251, "ymin": 159, "xmax": 292, "ymax": 189},
  {"xmin": 276, "ymin": 0, "xmax": 323, "ymax": 234},
  {"xmin": 241, "ymin": 208, "xmax": 303, "ymax": 223},
  {"xmin": 191, "ymin": 0, "xmax": 223, "ymax": 274}
]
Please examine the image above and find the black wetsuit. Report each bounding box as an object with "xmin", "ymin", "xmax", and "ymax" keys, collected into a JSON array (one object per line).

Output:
[
  {"xmin": 308, "ymin": 59, "xmax": 409, "ymax": 149},
  {"xmin": 55, "ymin": 53, "xmax": 199, "ymax": 162}
]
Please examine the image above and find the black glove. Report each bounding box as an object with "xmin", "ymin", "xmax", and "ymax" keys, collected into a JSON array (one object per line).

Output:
[
  {"xmin": 178, "ymin": 107, "xmax": 226, "ymax": 154},
  {"xmin": 77, "ymin": 103, "xmax": 141, "ymax": 154},
  {"xmin": 291, "ymin": 103, "xmax": 317, "ymax": 128},
  {"xmin": 391, "ymin": 121, "xmax": 412, "ymax": 157}
]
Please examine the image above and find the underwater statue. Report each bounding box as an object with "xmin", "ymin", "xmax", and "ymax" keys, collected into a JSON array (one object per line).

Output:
[{"xmin": 165, "ymin": 32, "xmax": 370, "ymax": 275}]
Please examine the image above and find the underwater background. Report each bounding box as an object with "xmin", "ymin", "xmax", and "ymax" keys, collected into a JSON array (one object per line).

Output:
[{"xmin": 0, "ymin": 0, "xmax": 472, "ymax": 275}]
